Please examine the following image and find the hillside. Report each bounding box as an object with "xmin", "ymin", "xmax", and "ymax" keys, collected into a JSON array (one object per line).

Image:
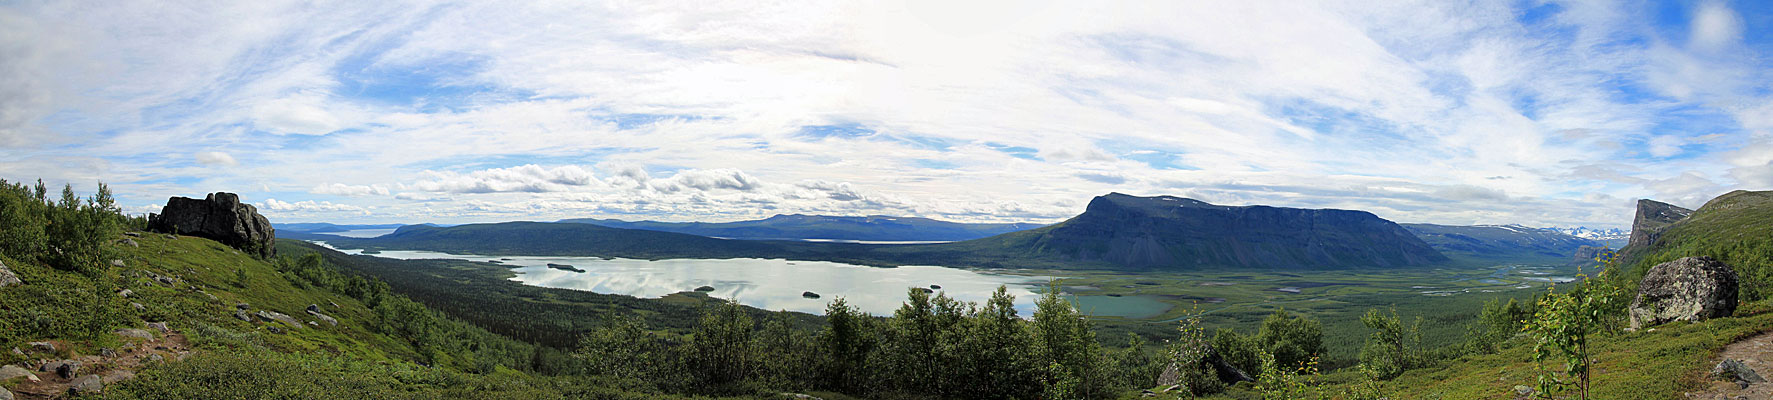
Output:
[
  {"xmin": 945, "ymin": 193, "xmax": 1448, "ymax": 269},
  {"xmin": 561, "ymin": 214, "xmax": 1042, "ymax": 242},
  {"xmin": 1619, "ymin": 190, "xmax": 1773, "ymax": 300},
  {"xmin": 0, "ymin": 229, "xmax": 690, "ymax": 399},
  {"xmin": 1401, "ymin": 223, "xmax": 1603, "ymax": 265}
]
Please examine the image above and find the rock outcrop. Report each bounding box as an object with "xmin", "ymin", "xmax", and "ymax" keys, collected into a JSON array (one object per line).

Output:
[
  {"xmin": 1626, "ymin": 199, "xmax": 1692, "ymax": 251},
  {"xmin": 0, "ymin": 260, "xmax": 19, "ymax": 288},
  {"xmin": 147, "ymin": 192, "xmax": 275, "ymax": 258},
  {"xmin": 1629, "ymin": 256, "xmax": 1739, "ymax": 330}
]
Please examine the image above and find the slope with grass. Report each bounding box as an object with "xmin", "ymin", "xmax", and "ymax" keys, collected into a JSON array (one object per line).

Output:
[
  {"xmin": 0, "ymin": 229, "xmax": 698, "ymax": 399},
  {"xmin": 1620, "ymin": 190, "xmax": 1773, "ymax": 301}
]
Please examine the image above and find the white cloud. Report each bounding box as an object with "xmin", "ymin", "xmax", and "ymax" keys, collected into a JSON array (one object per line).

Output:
[
  {"xmin": 6, "ymin": 1, "xmax": 1771, "ymax": 228},
  {"xmin": 194, "ymin": 151, "xmax": 238, "ymax": 166},
  {"xmin": 261, "ymin": 198, "xmax": 369, "ymax": 215},
  {"xmin": 408, "ymin": 164, "xmax": 599, "ymax": 193},
  {"xmin": 251, "ymin": 94, "xmax": 343, "ymax": 135},
  {"xmin": 310, "ymin": 183, "xmax": 390, "ymax": 197},
  {"xmin": 1690, "ymin": 1, "xmax": 1744, "ymax": 52}
]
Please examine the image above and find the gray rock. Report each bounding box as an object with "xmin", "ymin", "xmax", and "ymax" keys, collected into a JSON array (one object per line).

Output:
[
  {"xmin": 306, "ymin": 304, "xmax": 320, "ymax": 313},
  {"xmin": 110, "ymin": 259, "xmax": 126, "ymax": 268},
  {"xmin": 255, "ymin": 310, "xmax": 304, "ymax": 328},
  {"xmin": 236, "ymin": 302, "xmax": 251, "ymax": 310},
  {"xmin": 69, "ymin": 374, "xmax": 103, "ymax": 395},
  {"xmin": 146, "ymin": 192, "xmax": 276, "ymax": 258},
  {"xmin": 56, "ymin": 361, "xmax": 80, "ymax": 379},
  {"xmin": 0, "ymin": 387, "xmax": 11, "ymax": 400},
  {"xmin": 234, "ymin": 310, "xmax": 252, "ymax": 322},
  {"xmin": 0, "ymin": 365, "xmax": 37, "ymax": 382},
  {"xmin": 27, "ymin": 341, "xmax": 54, "ymax": 353},
  {"xmin": 117, "ymin": 238, "xmax": 138, "ymax": 247},
  {"xmin": 115, "ymin": 328, "xmax": 154, "ymax": 339},
  {"xmin": 147, "ymin": 322, "xmax": 169, "ymax": 333},
  {"xmin": 162, "ymin": 234, "xmax": 176, "ymax": 239},
  {"xmin": 117, "ymin": 289, "xmax": 133, "ymax": 298},
  {"xmin": 146, "ymin": 354, "xmax": 163, "ymax": 362},
  {"xmin": 99, "ymin": 348, "xmax": 116, "ymax": 357},
  {"xmin": 1714, "ymin": 359, "xmax": 1766, "ymax": 384},
  {"xmin": 1629, "ymin": 256, "xmax": 1740, "ymax": 330},
  {"xmin": 306, "ymin": 309, "xmax": 339, "ymax": 326},
  {"xmin": 0, "ymin": 260, "xmax": 20, "ymax": 288},
  {"xmin": 130, "ymin": 302, "xmax": 144, "ymax": 311},
  {"xmin": 101, "ymin": 369, "xmax": 135, "ymax": 384},
  {"xmin": 39, "ymin": 360, "xmax": 63, "ymax": 373}
]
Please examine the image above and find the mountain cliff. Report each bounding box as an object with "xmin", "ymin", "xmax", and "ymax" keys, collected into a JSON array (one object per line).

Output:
[{"xmin": 953, "ymin": 193, "xmax": 1447, "ymax": 269}]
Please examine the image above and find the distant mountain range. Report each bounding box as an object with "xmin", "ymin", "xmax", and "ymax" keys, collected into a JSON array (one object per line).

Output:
[
  {"xmin": 558, "ymin": 214, "xmax": 1042, "ymax": 242},
  {"xmin": 1402, "ymin": 223, "xmax": 1603, "ymax": 265},
  {"xmin": 275, "ymin": 223, "xmax": 409, "ymax": 233},
  {"xmin": 325, "ymin": 193, "xmax": 1458, "ymax": 270}
]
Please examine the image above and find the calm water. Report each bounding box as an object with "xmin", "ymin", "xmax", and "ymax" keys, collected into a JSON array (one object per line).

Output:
[
  {"xmin": 330, "ymin": 228, "xmax": 399, "ymax": 238},
  {"xmin": 313, "ymin": 243, "xmax": 1049, "ymax": 316}
]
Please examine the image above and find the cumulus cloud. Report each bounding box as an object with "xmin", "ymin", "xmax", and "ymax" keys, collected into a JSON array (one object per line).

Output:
[
  {"xmin": 647, "ymin": 169, "xmax": 762, "ymax": 193},
  {"xmin": 311, "ymin": 183, "xmax": 390, "ymax": 197},
  {"xmin": 7, "ymin": 1, "xmax": 1772, "ymax": 228},
  {"xmin": 1690, "ymin": 1, "xmax": 1744, "ymax": 52},
  {"xmin": 194, "ymin": 151, "xmax": 238, "ymax": 166},
  {"xmin": 408, "ymin": 164, "xmax": 598, "ymax": 193},
  {"xmin": 261, "ymin": 198, "xmax": 370, "ymax": 215}
]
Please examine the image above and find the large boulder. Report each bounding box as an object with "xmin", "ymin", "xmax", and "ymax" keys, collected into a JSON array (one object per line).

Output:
[
  {"xmin": 1629, "ymin": 256, "xmax": 1739, "ymax": 330},
  {"xmin": 147, "ymin": 192, "xmax": 275, "ymax": 258}
]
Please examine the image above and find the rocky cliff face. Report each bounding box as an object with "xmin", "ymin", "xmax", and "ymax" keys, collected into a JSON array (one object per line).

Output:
[
  {"xmin": 147, "ymin": 193, "xmax": 276, "ymax": 258},
  {"xmin": 1627, "ymin": 199, "xmax": 1692, "ymax": 250},
  {"xmin": 1009, "ymin": 193, "xmax": 1447, "ymax": 269}
]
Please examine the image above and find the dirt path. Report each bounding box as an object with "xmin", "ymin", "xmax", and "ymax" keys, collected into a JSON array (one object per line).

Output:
[
  {"xmin": 8, "ymin": 331, "xmax": 191, "ymax": 399},
  {"xmin": 1687, "ymin": 330, "xmax": 1773, "ymax": 399}
]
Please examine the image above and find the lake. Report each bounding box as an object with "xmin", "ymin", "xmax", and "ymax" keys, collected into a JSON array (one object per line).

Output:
[
  {"xmin": 312, "ymin": 243, "xmax": 1050, "ymax": 316},
  {"xmin": 329, "ymin": 228, "xmax": 399, "ymax": 238}
]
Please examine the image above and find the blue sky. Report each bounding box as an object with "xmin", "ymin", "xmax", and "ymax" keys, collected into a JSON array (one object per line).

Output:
[{"xmin": 1, "ymin": 0, "xmax": 1769, "ymax": 229}]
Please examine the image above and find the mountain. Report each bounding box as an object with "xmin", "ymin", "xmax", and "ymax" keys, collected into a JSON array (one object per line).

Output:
[
  {"xmin": 324, "ymin": 222, "xmax": 796, "ymax": 258},
  {"xmin": 559, "ymin": 214, "xmax": 1044, "ymax": 242},
  {"xmin": 321, "ymin": 193, "xmax": 1453, "ymax": 270},
  {"xmin": 1546, "ymin": 226, "xmax": 1630, "ymax": 247},
  {"xmin": 1619, "ymin": 191, "xmax": 1773, "ymax": 300},
  {"xmin": 944, "ymin": 193, "xmax": 1448, "ymax": 269},
  {"xmin": 275, "ymin": 222, "xmax": 409, "ymax": 232},
  {"xmin": 1401, "ymin": 223, "xmax": 1604, "ymax": 265}
]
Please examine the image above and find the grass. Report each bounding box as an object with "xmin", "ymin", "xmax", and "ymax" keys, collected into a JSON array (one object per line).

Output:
[{"xmin": 1031, "ymin": 264, "xmax": 1574, "ymax": 368}]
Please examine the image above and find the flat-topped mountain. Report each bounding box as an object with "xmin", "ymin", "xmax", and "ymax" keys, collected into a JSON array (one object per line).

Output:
[
  {"xmin": 953, "ymin": 193, "xmax": 1447, "ymax": 269},
  {"xmin": 560, "ymin": 214, "xmax": 1041, "ymax": 242}
]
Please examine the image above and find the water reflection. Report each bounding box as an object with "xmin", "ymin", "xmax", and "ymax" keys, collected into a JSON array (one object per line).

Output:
[{"xmin": 313, "ymin": 243, "xmax": 1049, "ymax": 316}]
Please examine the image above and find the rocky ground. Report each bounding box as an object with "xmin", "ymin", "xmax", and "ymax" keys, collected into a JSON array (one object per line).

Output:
[
  {"xmin": 1687, "ymin": 330, "xmax": 1773, "ymax": 400},
  {"xmin": 3, "ymin": 328, "xmax": 191, "ymax": 399}
]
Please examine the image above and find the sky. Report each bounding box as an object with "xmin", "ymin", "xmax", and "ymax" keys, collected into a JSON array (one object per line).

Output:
[{"xmin": 1, "ymin": 0, "xmax": 1770, "ymax": 229}]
